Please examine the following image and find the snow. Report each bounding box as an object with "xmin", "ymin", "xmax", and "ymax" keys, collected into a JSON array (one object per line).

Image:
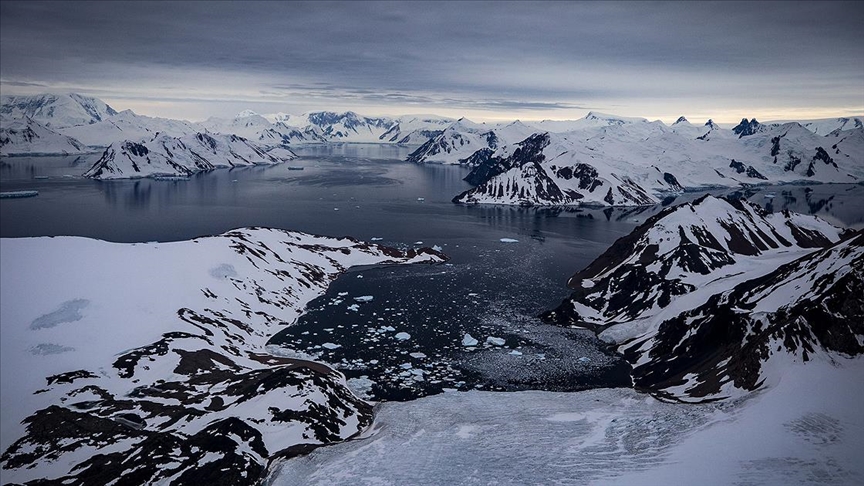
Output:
[
  {"xmin": 269, "ymin": 357, "xmax": 864, "ymax": 485},
  {"xmin": 0, "ymin": 228, "xmax": 446, "ymax": 481},
  {"xmin": 499, "ymin": 238, "xmax": 519, "ymax": 243}
]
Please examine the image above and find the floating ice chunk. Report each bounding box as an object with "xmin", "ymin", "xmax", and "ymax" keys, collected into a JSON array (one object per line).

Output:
[
  {"xmin": 346, "ymin": 376, "xmax": 375, "ymax": 400},
  {"xmin": 334, "ymin": 208, "xmax": 339, "ymax": 211},
  {"xmin": 354, "ymin": 295, "xmax": 374, "ymax": 302},
  {"xmin": 414, "ymin": 241, "xmax": 423, "ymax": 245},
  {"xmin": 30, "ymin": 299, "xmax": 89, "ymax": 330},
  {"xmin": 578, "ymin": 357, "xmax": 591, "ymax": 363},
  {"xmin": 581, "ymin": 279, "xmax": 595, "ymax": 289},
  {"xmin": 509, "ymin": 350, "xmax": 523, "ymax": 356},
  {"xmin": 338, "ymin": 292, "xmax": 349, "ymax": 297},
  {"xmin": 486, "ymin": 337, "xmax": 506, "ymax": 346},
  {"xmin": 370, "ymin": 237, "xmax": 383, "ymax": 241},
  {"xmin": 462, "ymin": 334, "xmax": 479, "ymax": 347},
  {"xmin": 347, "ymin": 304, "xmax": 360, "ymax": 312},
  {"xmin": 356, "ymin": 275, "xmax": 364, "ymax": 279},
  {"xmin": 322, "ymin": 343, "xmax": 341, "ymax": 350},
  {"xmin": 417, "ymin": 197, "xmax": 425, "ymax": 201},
  {"xmin": 394, "ymin": 332, "xmax": 411, "ymax": 341},
  {"xmin": 432, "ymin": 245, "xmax": 443, "ymax": 252},
  {"xmin": 409, "ymin": 352, "xmax": 427, "ymax": 359},
  {"xmin": 499, "ymin": 238, "xmax": 519, "ymax": 243},
  {"xmin": 399, "ymin": 363, "xmax": 413, "ymax": 369}
]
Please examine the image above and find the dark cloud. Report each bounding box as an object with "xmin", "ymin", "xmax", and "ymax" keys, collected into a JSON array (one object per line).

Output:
[{"xmin": 1, "ymin": 1, "xmax": 861, "ymax": 120}]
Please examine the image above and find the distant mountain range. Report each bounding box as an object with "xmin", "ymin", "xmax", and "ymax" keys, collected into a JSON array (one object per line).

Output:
[
  {"xmin": 1, "ymin": 94, "xmax": 862, "ymax": 193},
  {"xmin": 542, "ymin": 195, "xmax": 863, "ymax": 402}
]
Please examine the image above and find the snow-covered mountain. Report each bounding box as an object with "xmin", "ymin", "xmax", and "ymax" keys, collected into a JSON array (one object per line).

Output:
[
  {"xmin": 83, "ymin": 132, "xmax": 295, "ymax": 179},
  {"xmin": 0, "ymin": 228, "xmax": 446, "ymax": 484},
  {"xmin": 377, "ymin": 115, "xmax": 455, "ymax": 145},
  {"xmin": 59, "ymin": 109, "xmax": 201, "ymax": 147},
  {"xmin": 406, "ymin": 118, "xmax": 539, "ymax": 164},
  {"xmin": 542, "ymin": 196, "xmax": 861, "ymax": 402},
  {"xmin": 0, "ymin": 116, "xmax": 89, "ymax": 156},
  {"xmin": 450, "ymin": 111, "xmax": 864, "ymax": 207},
  {"xmin": 0, "ymin": 93, "xmax": 117, "ymax": 128},
  {"xmin": 763, "ymin": 116, "xmax": 864, "ymax": 135}
]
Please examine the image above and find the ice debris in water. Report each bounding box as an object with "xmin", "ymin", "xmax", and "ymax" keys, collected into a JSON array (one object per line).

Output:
[
  {"xmin": 395, "ymin": 332, "xmax": 411, "ymax": 341},
  {"xmin": 354, "ymin": 295, "xmax": 374, "ymax": 302},
  {"xmin": 347, "ymin": 304, "xmax": 360, "ymax": 312},
  {"xmin": 499, "ymin": 238, "xmax": 519, "ymax": 243},
  {"xmin": 462, "ymin": 334, "xmax": 479, "ymax": 347},
  {"xmin": 322, "ymin": 343, "xmax": 341, "ymax": 350},
  {"xmin": 486, "ymin": 337, "xmax": 506, "ymax": 346}
]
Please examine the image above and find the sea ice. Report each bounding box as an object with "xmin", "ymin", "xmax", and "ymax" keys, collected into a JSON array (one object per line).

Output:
[
  {"xmin": 354, "ymin": 296, "xmax": 374, "ymax": 302},
  {"xmin": 486, "ymin": 336, "xmax": 506, "ymax": 346},
  {"xmin": 322, "ymin": 343, "xmax": 341, "ymax": 350},
  {"xmin": 499, "ymin": 238, "xmax": 519, "ymax": 243},
  {"xmin": 394, "ymin": 332, "xmax": 411, "ymax": 341}
]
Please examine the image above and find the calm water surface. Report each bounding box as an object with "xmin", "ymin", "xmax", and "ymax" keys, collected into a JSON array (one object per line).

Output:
[{"xmin": 3, "ymin": 146, "xmax": 862, "ymax": 400}]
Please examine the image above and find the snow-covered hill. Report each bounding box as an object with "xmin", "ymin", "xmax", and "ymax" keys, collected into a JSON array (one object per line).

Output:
[
  {"xmin": 450, "ymin": 112, "xmax": 864, "ymax": 207},
  {"xmin": 542, "ymin": 196, "xmax": 862, "ymax": 402},
  {"xmin": 83, "ymin": 132, "xmax": 295, "ymax": 179},
  {"xmin": 0, "ymin": 93, "xmax": 117, "ymax": 128},
  {"xmin": 406, "ymin": 118, "xmax": 539, "ymax": 164},
  {"xmin": 0, "ymin": 228, "xmax": 446, "ymax": 484},
  {"xmin": 59, "ymin": 109, "xmax": 201, "ymax": 147},
  {"xmin": 0, "ymin": 116, "xmax": 89, "ymax": 156}
]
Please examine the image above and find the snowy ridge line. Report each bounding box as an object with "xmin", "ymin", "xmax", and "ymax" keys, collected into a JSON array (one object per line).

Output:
[
  {"xmin": 442, "ymin": 114, "xmax": 864, "ymax": 207},
  {"xmin": 0, "ymin": 228, "xmax": 447, "ymax": 484},
  {"xmin": 82, "ymin": 132, "xmax": 297, "ymax": 179},
  {"xmin": 542, "ymin": 196, "xmax": 863, "ymax": 402}
]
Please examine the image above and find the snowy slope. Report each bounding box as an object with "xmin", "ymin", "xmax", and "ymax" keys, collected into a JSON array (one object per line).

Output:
[
  {"xmin": 0, "ymin": 116, "xmax": 89, "ymax": 156},
  {"xmin": 451, "ymin": 113, "xmax": 864, "ymax": 207},
  {"xmin": 377, "ymin": 115, "xmax": 456, "ymax": 145},
  {"xmin": 542, "ymin": 196, "xmax": 861, "ymax": 401},
  {"xmin": 83, "ymin": 132, "xmax": 295, "ymax": 179},
  {"xmin": 59, "ymin": 109, "xmax": 201, "ymax": 147},
  {"xmin": 0, "ymin": 93, "xmax": 117, "ymax": 128},
  {"xmin": 762, "ymin": 116, "xmax": 864, "ymax": 135},
  {"xmin": 0, "ymin": 229, "xmax": 446, "ymax": 484},
  {"xmin": 200, "ymin": 111, "xmax": 276, "ymax": 140}
]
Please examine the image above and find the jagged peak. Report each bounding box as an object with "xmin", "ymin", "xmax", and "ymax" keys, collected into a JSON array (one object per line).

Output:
[
  {"xmin": 236, "ymin": 109, "xmax": 260, "ymax": 118},
  {"xmin": 673, "ymin": 116, "xmax": 689, "ymax": 125}
]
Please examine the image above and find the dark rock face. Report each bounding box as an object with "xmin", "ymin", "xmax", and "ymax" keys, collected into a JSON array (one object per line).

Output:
[
  {"xmin": 541, "ymin": 196, "xmax": 858, "ymax": 402},
  {"xmin": 461, "ymin": 133, "xmax": 550, "ymax": 187},
  {"xmin": 629, "ymin": 232, "xmax": 863, "ymax": 401},
  {"xmin": 729, "ymin": 159, "xmax": 767, "ymax": 180},
  {"xmin": 732, "ymin": 118, "xmax": 762, "ymax": 138}
]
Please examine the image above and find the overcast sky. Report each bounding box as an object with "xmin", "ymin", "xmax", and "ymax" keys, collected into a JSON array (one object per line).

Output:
[{"xmin": 1, "ymin": 1, "xmax": 862, "ymax": 123}]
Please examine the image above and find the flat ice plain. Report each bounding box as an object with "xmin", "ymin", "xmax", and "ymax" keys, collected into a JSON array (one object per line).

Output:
[{"xmin": 270, "ymin": 358, "xmax": 864, "ymax": 485}]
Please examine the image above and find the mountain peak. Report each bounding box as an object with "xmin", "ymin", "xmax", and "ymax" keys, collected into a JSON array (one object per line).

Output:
[
  {"xmin": 236, "ymin": 109, "xmax": 260, "ymax": 118},
  {"xmin": 673, "ymin": 116, "xmax": 689, "ymax": 124}
]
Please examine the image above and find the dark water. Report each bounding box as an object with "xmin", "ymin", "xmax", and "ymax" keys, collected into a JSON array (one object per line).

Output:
[{"xmin": 3, "ymin": 147, "xmax": 863, "ymax": 401}]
